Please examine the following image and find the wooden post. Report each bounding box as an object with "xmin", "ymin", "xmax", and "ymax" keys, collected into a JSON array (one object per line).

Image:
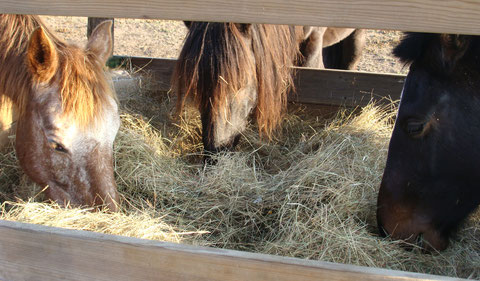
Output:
[{"xmin": 87, "ymin": 17, "xmax": 114, "ymax": 55}]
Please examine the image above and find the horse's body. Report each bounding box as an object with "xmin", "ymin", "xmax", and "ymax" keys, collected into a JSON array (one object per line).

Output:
[
  {"xmin": 0, "ymin": 15, "xmax": 120, "ymax": 210},
  {"xmin": 174, "ymin": 22, "xmax": 365, "ymax": 155},
  {"xmin": 300, "ymin": 26, "xmax": 364, "ymax": 69},
  {"xmin": 377, "ymin": 33, "xmax": 480, "ymax": 251}
]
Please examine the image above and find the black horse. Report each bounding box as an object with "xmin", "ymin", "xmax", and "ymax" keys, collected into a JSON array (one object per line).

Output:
[{"xmin": 377, "ymin": 33, "xmax": 480, "ymax": 251}]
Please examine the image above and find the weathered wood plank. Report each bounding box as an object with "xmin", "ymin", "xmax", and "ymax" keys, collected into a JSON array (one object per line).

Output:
[
  {"xmin": 0, "ymin": 220, "xmax": 465, "ymax": 281},
  {"xmin": 293, "ymin": 67, "xmax": 404, "ymax": 106},
  {"xmin": 1, "ymin": 0, "xmax": 480, "ymax": 35},
  {"xmin": 113, "ymin": 56, "xmax": 405, "ymax": 106},
  {"xmin": 115, "ymin": 56, "xmax": 177, "ymax": 93}
]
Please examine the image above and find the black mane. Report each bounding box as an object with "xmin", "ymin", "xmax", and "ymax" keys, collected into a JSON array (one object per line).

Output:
[
  {"xmin": 393, "ymin": 33, "xmax": 433, "ymax": 64},
  {"xmin": 393, "ymin": 33, "xmax": 480, "ymax": 75}
]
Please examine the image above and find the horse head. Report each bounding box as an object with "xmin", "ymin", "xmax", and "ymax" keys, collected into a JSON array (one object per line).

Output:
[
  {"xmin": 377, "ymin": 33, "xmax": 480, "ymax": 251},
  {"xmin": 14, "ymin": 20, "xmax": 120, "ymax": 211}
]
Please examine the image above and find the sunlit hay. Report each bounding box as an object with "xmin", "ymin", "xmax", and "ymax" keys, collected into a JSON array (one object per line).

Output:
[
  {"xmin": 117, "ymin": 71, "xmax": 204, "ymax": 159},
  {"xmin": 0, "ymin": 200, "xmax": 187, "ymax": 242},
  {"xmin": 114, "ymin": 113, "xmax": 272, "ymax": 249},
  {"xmin": 0, "ymin": 79, "xmax": 479, "ymax": 279}
]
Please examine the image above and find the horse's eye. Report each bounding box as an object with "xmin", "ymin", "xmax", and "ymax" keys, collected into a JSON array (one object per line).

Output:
[
  {"xmin": 55, "ymin": 143, "xmax": 67, "ymax": 153},
  {"xmin": 48, "ymin": 140, "xmax": 68, "ymax": 153},
  {"xmin": 404, "ymin": 119, "xmax": 426, "ymax": 137}
]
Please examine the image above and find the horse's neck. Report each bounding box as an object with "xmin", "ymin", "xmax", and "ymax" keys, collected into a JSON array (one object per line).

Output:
[
  {"xmin": 0, "ymin": 15, "xmax": 41, "ymax": 148},
  {"xmin": 0, "ymin": 15, "xmax": 42, "ymax": 105},
  {"xmin": 0, "ymin": 95, "xmax": 16, "ymax": 150},
  {"xmin": 0, "ymin": 14, "xmax": 42, "ymax": 59}
]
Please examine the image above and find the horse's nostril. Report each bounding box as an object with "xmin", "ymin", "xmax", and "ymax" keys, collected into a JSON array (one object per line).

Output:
[
  {"xmin": 378, "ymin": 224, "xmax": 387, "ymax": 237},
  {"xmin": 416, "ymin": 233, "xmax": 438, "ymax": 253}
]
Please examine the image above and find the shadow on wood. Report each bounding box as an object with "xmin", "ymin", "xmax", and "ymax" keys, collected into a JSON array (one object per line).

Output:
[{"xmin": 109, "ymin": 56, "xmax": 405, "ymax": 107}]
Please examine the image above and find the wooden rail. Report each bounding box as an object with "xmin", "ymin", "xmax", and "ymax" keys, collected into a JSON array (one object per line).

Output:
[
  {"xmin": 0, "ymin": 220, "xmax": 465, "ymax": 281},
  {"xmin": 112, "ymin": 56, "xmax": 405, "ymax": 106},
  {"xmin": 1, "ymin": 0, "xmax": 480, "ymax": 35}
]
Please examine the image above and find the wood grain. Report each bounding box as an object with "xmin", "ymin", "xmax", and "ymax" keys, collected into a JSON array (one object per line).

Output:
[
  {"xmin": 293, "ymin": 66, "xmax": 405, "ymax": 106},
  {"xmin": 116, "ymin": 56, "xmax": 405, "ymax": 106},
  {"xmin": 0, "ymin": 220, "xmax": 465, "ymax": 281},
  {"xmin": 0, "ymin": 0, "xmax": 480, "ymax": 34}
]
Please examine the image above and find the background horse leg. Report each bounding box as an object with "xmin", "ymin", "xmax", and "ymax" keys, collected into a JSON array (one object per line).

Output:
[
  {"xmin": 322, "ymin": 29, "xmax": 366, "ymax": 70},
  {"xmin": 299, "ymin": 27, "xmax": 326, "ymax": 68}
]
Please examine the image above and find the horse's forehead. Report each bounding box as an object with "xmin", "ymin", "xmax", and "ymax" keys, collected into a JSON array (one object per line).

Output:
[
  {"xmin": 59, "ymin": 96, "xmax": 118, "ymax": 140},
  {"xmin": 34, "ymin": 84, "xmax": 119, "ymax": 148}
]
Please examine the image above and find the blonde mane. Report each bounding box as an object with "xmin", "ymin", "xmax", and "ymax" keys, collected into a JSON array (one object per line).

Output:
[
  {"xmin": 173, "ymin": 23, "xmax": 302, "ymax": 138},
  {"xmin": 0, "ymin": 14, "xmax": 115, "ymax": 128}
]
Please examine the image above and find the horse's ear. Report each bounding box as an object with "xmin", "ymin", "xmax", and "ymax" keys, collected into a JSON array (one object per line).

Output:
[
  {"xmin": 184, "ymin": 21, "xmax": 192, "ymax": 29},
  {"xmin": 27, "ymin": 27, "xmax": 58, "ymax": 82},
  {"xmin": 439, "ymin": 34, "xmax": 470, "ymax": 71},
  {"xmin": 87, "ymin": 20, "xmax": 113, "ymax": 65},
  {"xmin": 393, "ymin": 33, "xmax": 429, "ymax": 64}
]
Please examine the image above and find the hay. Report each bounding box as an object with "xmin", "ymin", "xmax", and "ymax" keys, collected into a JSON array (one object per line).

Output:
[
  {"xmin": 0, "ymin": 79, "xmax": 479, "ymax": 279},
  {"xmin": 1, "ymin": 200, "xmax": 186, "ymax": 242}
]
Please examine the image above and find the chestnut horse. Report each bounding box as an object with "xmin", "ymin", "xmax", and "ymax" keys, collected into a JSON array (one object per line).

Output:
[
  {"xmin": 173, "ymin": 23, "xmax": 365, "ymax": 156},
  {"xmin": 377, "ymin": 33, "xmax": 480, "ymax": 251},
  {"xmin": 0, "ymin": 15, "xmax": 120, "ymax": 211}
]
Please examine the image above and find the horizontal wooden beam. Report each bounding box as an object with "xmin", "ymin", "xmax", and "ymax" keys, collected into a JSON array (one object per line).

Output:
[
  {"xmin": 1, "ymin": 0, "xmax": 480, "ymax": 35},
  {"xmin": 293, "ymin": 67, "xmax": 404, "ymax": 106},
  {"xmin": 0, "ymin": 220, "xmax": 463, "ymax": 281},
  {"xmin": 113, "ymin": 56, "xmax": 405, "ymax": 107}
]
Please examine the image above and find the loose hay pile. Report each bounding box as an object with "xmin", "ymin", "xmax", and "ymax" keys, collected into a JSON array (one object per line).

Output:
[{"xmin": 0, "ymin": 81, "xmax": 479, "ymax": 279}]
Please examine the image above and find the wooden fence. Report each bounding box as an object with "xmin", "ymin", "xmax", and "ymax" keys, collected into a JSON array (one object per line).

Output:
[
  {"xmin": 113, "ymin": 56, "xmax": 405, "ymax": 107},
  {"xmin": 0, "ymin": 220, "xmax": 465, "ymax": 281},
  {"xmin": 3, "ymin": 0, "xmax": 480, "ymax": 35},
  {"xmin": 0, "ymin": 1, "xmax": 479, "ymax": 280}
]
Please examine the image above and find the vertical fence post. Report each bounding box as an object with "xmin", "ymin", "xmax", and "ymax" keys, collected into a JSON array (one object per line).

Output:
[{"xmin": 87, "ymin": 17, "xmax": 114, "ymax": 56}]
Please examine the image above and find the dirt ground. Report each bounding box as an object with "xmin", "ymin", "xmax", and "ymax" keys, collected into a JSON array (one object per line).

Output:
[{"xmin": 41, "ymin": 16, "xmax": 407, "ymax": 74}]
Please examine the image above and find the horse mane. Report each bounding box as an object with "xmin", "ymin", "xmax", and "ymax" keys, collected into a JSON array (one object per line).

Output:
[
  {"xmin": 0, "ymin": 14, "xmax": 114, "ymax": 128},
  {"xmin": 173, "ymin": 22, "xmax": 302, "ymax": 138},
  {"xmin": 393, "ymin": 32, "xmax": 480, "ymax": 74}
]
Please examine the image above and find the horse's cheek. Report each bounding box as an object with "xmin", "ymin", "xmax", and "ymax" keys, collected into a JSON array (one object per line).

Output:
[
  {"xmin": 15, "ymin": 116, "xmax": 49, "ymax": 185},
  {"xmin": 49, "ymin": 152, "xmax": 74, "ymax": 184}
]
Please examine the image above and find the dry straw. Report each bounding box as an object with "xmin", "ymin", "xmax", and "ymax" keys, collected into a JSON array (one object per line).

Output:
[{"xmin": 0, "ymin": 82, "xmax": 479, "ymax": 279}]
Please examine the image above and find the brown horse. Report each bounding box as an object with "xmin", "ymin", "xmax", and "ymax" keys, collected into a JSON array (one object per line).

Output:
[
  {"xmin": 377, "ymin": 33, "xmax": 480, "ymax": 251},
  {"xmin": 173, "ymin": 22, "xmax": 365, "ymax": 156},
  {"xmin": 0, "ymin": 15, "xmax": 120, "ymax": 211},
  {"xmin": 300, "ymin": 27, "xmax": 365, "ymax": 69}
]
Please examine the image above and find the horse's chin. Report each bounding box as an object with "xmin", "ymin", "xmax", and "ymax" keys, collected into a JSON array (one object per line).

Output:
[
  {"xmin": 390, "ymin": 231, "xmax": 449, "ymax": 252},
  {"xmin": 378, "ymin": 203, "xmax": 449, "ymax": 252},
  {"xmin": 44, "ymin": 181, "xmax": 76, "ymax": 206},
  {"xmin": 420, "ymin": 230, "xmax": 449, "ymax": 252}
]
